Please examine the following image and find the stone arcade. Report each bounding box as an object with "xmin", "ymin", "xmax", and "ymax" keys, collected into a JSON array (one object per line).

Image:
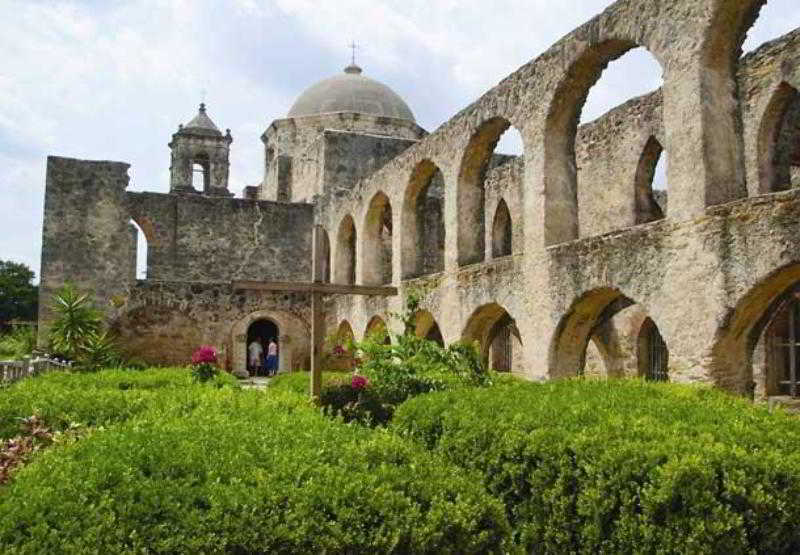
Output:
[{"xmin": 38, "ymin": 0, "xmax": 800, "ymax": 401}]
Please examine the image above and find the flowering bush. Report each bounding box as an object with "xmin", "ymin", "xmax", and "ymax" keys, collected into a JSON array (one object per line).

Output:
[
  {"xmin": 191, "ymin": 346, "xmax": 219, "ymax": 383},
  {"xmin": 332, "ymin": 344, "xmax": 347, "ymax": 357},
  {"xmin": 351, "ymin": 375, "xmax": 368, "ymax": 390},
  {"xmin": 191, "ymin": 346, "xmax": 217, "ymax": 365}
]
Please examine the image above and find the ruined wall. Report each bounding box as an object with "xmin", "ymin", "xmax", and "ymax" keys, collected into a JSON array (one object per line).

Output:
[
  {"xmin": 127, "ymin": 192, "xmax": 313, "ymax": 283},
  {"xmin": 39, "ymin": 157, "xmax": 134, "ymax": 332}
]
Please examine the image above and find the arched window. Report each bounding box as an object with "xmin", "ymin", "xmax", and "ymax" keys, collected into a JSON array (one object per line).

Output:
[
  {"xmin": 545, "ymin": 41, "xmax": 665, "ymax": 244},
  {"xmin": 634, "ymin": 137, "xmax": 667, "ymax": 223},
  {"xmin": 758, "ymin": 83, "xmax": 800, "ymax": 193},
  {"xmin": 741, "ymin": 0, "xmax": 800, "ymax": 55},
  {"xmin": 462, "ymin": 303, "xmax": 522, "ymax": 372},
  {"xmin": 402, "ymin": 160, "xmax": 445, "ymax": 279},
  {"xmin": 362, "ymin": 192, "xmax": 393, "ymax": 285},
  {"xmin": 491, "ymin": 198, "xmax": 512, "ymax": 258},
  {"xmin": 191, "ymin": 155, "xmax": 210, "ymax": 192},
  {"xmin": 757, "ymin": 284, "xmax": 800, "ymax": 398},
  {"xmin": 637, "ymin": 318, "xmax": 669, "ymax": 382},
  {"xmin": 317, "ymin": 227, "xmax": 331, "ymax": 283},
  {"xmin": 128, "ymin": 219, "xmax": 149, "ymax": 280},
  {"xmin": 365, "ymin": 315, "xmax": 390, "ymax": 345},
  {"xmin": 458, "ymin": 118, "xmax": 522, "ymax": 266},
  {"xmin": 334, "ymin": 215, "xmax": 356, "ymax": 285}
]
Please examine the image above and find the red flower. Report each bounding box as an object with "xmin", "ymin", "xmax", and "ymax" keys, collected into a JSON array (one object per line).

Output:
[
  {"xmin": 332, "ymin": 345, "xmax": 346, "ymax": 356},
  {"xmin": 191, "ymin": 346, "xmax": 218, "ymax": 365},
  {"xmin": 351, "ymin": 375, "xmax": 368, "ymax": 390}
]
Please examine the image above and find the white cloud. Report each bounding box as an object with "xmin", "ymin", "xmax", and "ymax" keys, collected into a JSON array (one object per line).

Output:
[{"xmin": 1, "ymin": 0, "xmax": 798, "ymax": 279}]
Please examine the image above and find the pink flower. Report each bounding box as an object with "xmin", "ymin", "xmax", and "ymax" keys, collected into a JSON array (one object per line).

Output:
[
  {"xmin": 332, "ymin": 345, "xmax": 346, "ymax": 356},
  {"xmin": 191, "ymin": 346, "xmax": 218, "ymax": 365},
  {"xmin": 351, "ymin": 375, "xmax": 369, "ymax": 390}
]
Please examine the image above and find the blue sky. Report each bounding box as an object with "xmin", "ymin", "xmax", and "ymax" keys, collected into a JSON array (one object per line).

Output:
[{"xmin": 2, "ymin": 0, "xmax": 798, "ymax": 281}]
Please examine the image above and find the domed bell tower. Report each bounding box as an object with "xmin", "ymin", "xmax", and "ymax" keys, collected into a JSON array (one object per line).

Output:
[{"xmin": 169, "ymin": 103, "xmax": 233, "ymax": 196}]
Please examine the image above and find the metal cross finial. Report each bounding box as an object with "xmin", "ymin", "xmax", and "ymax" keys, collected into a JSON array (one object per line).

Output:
[
  {"xmin": 348, "ymin": 41, "xmax": 359, "ymax": 66},
  {"xmin": 200, "ymin": 87, "xmax": 207, "ymax": 104}
]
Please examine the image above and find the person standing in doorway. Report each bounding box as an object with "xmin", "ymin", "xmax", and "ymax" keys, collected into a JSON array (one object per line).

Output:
[
  {"xmin": 265, "ymin": 338, "xmax": 278, "ymax": 377},
  {"xmin": 248, "ymin": 337, "xmax": 263, "ymax": 376}
]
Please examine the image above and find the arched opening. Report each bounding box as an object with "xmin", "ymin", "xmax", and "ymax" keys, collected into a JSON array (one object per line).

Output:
[
  {"xmin": 711, "ymin": 263, "xmax": 800, "ymax": 396},
  {"xmin": 334, "ymin": 215, "xmax": 356, "ymax": 285},
  {"xmin": 191, "ymin": 155, "xmax": 210, "ymax": 192},
  {"xmin": 246, "ymin": 319, "xmax": 279, "ymax": 377},
  {"xmin": 457, "ymin": 118, "xmax": 522, "ymax": 266},
  {"xmin": 758, "ymin": 291, "xmax": 800, "ymax": 397},
  {"xmin": 365, "ymin": 315, "xmax": 390, "ymax": 345},
  {"xmin": 462, "ymin": 303, "xmax": 522, "ymax": 372},
  {"xmin": 634, "ymin": 137, "xmax": 667, "ymax": 223},
  {"xmin": 491, "ymin": 198, "xmax": 512, "ymax": 258},
  {"xmin": 402, "ymin": 160, "xmax": 445, "ymax": 279},
  {"xmin": 550, "ymin": 288, "xmax": 645, "ymax": 379},
  {"xmin": 637, "ymin": 317, "xmax": 669, "ymax": 382},
  {"xmin": 742, "ymin": 0, "xmax": 800, "ymax": 54},
  {"xmin": 758, "ymin": 82, "xmax": 800, "ymax": 193},
  {"xmin": 362, "ymin": 192, "xmax": 393, "ymax": 285},
  {"xmin": 413, "ymin": 310, "xmax": 445, "ymax": 347},
  {"xmin": 128, "ymin": 219, "xmax": 149, "ymax": 280},
  {"xmin": 336, "ymin": 320, "xmax": 355, "ymax": 346},
  {"xmin": 546, "ymin": 41, "xmax": 665, "ymax": 245},
  {"xmin": 318, "ymin": 227, "xmax": 331, "ymax": 283}
]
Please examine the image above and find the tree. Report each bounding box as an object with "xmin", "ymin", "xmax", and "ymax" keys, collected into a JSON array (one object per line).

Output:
[{"xmin": 0, "ymin": 260, "xmax": 38, "ymax": 325}]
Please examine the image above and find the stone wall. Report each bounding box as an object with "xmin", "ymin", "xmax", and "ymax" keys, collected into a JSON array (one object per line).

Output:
[{"xmin": 113, "ymin": 280, "xmax": 311, "ymax": 373}]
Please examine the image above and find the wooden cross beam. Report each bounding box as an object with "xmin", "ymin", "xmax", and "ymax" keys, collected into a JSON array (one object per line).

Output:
[{"xmin": 232, "ymin": 226, "xmax": 398, "ymax": 399}]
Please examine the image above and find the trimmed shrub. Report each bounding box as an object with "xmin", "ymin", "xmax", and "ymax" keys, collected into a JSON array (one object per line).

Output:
[
  {"xmin": 269, "ymin": 370, "xmax": 341, "ymax": 396},
  {"xmin": 0, "ymin": 388, "xmax": 511, "ymax": 552},
  {"xmin": 0, "ymin": 367, "xmax": 237, "ymax": 439},
  {"xmin": 392, "ymin": 379, "xmax": 800, "ymax": 553}
]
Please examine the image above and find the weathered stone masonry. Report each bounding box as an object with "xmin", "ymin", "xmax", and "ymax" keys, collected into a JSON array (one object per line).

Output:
[{"xmin": 39, "ymin": 0, "xmax": 800, "ymax": 397}]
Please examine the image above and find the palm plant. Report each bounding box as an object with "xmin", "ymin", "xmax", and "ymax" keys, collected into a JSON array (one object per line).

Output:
[{"xmin": 48, "ymin": 284, "xmax": 102, "ymax": 360}]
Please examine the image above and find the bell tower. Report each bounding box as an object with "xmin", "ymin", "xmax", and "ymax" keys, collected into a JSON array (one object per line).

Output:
[{"xmin": 169, "ymin": 103, "xmax": 233, "ymax": 196}]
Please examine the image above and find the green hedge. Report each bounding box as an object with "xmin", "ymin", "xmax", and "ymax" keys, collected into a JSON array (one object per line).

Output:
[
  {"xmin": 268, "ymin": 370, "xmax": 343, "ymax": 396},
  {"xmin": 392, "ymin": 379, "xmax": 800, "ymax": 553},
  {"xmin": 0, "ymin": 367, "xmax": 237, "ymax": 439},
  {"xmin": 0, "ymin": 387, "xmax": 510, "ymax": 553}
]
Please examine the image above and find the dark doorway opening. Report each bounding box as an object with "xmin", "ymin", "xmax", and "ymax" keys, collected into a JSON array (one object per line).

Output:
[{"xmin": 247, "ymin": 319, "xmax": 279, "ymax": 376}]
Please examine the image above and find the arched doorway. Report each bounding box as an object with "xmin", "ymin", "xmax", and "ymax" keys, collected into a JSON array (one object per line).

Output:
[{"xmin": 246, "ymin": 319, "xmax": 279, "ymax": 376}]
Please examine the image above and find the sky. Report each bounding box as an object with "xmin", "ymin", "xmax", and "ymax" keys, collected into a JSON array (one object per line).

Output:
[{"xmin": 1, "ymin": 0, "xmax": 798, "ymax": 281}]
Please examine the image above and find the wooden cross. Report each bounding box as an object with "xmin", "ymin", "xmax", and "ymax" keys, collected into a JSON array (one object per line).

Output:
[{"xmin": 233, "ymin": 226, "xmax": 397, "ymax": 399}]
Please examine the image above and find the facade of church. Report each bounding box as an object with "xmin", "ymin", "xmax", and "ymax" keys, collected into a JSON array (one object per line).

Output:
[{"xmin": 39, "ymin": 0, "xmax": 800, "ymax": 401}]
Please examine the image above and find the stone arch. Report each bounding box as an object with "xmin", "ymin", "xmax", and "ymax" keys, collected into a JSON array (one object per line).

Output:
[
  {"xmin": 636, "ymin": 317, "xmax": 669, "ymax": 382},
  {"xmin": 230, "ymin": 309, "xmax": 310, "ymax": 376},
  {"xmin": 361, "ymin": 191, "xmax": 393, "ymax": 285},
  {"xmin": 711, "ymin": 261, "xmax": 800, "ymax": 395},
  {"xmin": 549, "ymin": 287, "xmax": 640, "ymax": 379},
  {"xmin": 414, "ymin": 309, "xmax": 444, "ymax": 347},
  {"xmin": 365, "ymin": 315, "xmax": 390, "ymax": 344},
  {"xmin": 634, "ymin": 136, "xmax": 667, "ymax": 224},
  {"xmin": 127, "ymin": 219, "xmax": 149, "ymax": 280},
  {"xmin": 334, "ymin": 214, "xmax": 356, "ymax": 285},
  {"xmin": 457, "ymin": 117, "xmax": 520, "ymax": 266},
  {"xmin": 544, "ymin": 40, "xmax": 665, "ymax": 245},
  {"xmin": 462, "ymin": 303, "xmax": 522, "ymax": 371},
  {"xmin": 336, "ymin": 320, "xmax": 355, "ymax": 345},
  {"xmin": 491, "ymin": 198, "xmax": 512, "ymax": 258},
  {"xmin": 757, "ymin": 82, "xmax": 800, "ymax": 194},
  {"xmin": 695, "ymin": 0, "xmax": 768, "ymax": 206},
  {"xmin": 402, "ymin": 160, "xmax": 445, "ymax": 279}
]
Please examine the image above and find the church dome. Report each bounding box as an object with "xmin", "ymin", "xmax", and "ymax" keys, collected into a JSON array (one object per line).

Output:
[{"xmin": 288, "ymin": 65, "xmax": 415, "ymax": 122}]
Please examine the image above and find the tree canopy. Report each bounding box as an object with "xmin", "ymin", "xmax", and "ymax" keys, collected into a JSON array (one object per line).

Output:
[{"xmin": 0, "ymin": 260, "xmax": 38, "ymax": 324}]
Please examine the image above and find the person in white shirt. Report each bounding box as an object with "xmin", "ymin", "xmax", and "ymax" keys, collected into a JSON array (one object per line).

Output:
[
  {"xmin": 248, "ymin": 339, "xmax": 263, "ymax": 375},
  {"xmin": 265, "ymin": 338, "xmax": 278, "ymax": 377}
]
